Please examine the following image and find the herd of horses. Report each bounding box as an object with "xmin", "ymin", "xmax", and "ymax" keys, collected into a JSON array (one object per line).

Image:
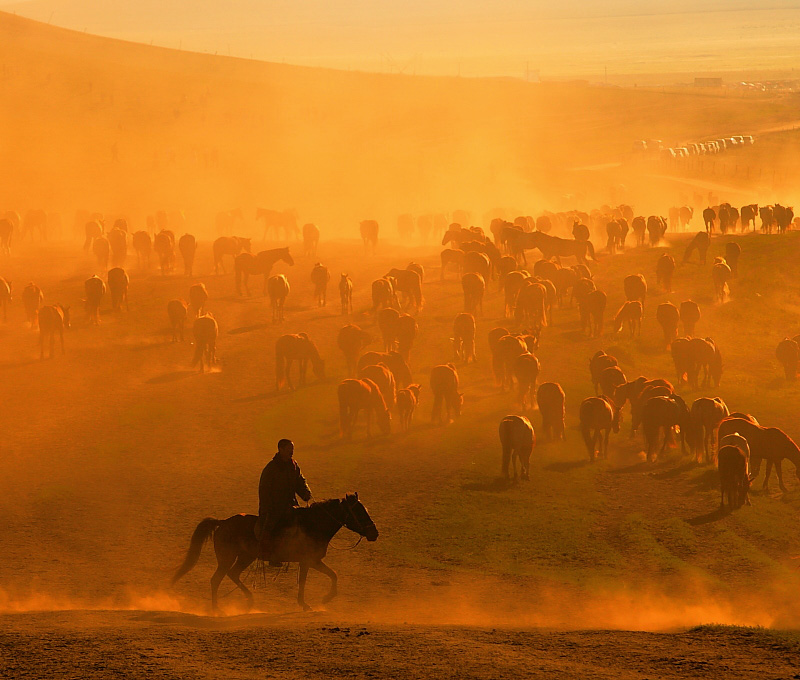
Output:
[{"xmin": 3, "ymin": 198, "xmax": 800, "ymax": 612}]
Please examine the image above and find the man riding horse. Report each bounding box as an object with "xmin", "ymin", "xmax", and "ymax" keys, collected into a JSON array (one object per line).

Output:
[{"xmin": 256, "ymin": 438, "xmax": 312, "ymax": 566}]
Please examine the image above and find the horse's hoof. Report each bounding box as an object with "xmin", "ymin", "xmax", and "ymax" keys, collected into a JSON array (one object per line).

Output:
[
  {"xmin": 301, "ymin": 603, "xmax": 313, "ymax": 612},
  {"xmin": 321, "ymin": 592, "xmax": 337, "ymax": 604}
]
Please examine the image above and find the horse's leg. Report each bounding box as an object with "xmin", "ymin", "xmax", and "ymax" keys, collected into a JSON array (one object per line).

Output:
[
  {"xmin": 210, "ymin": 552, "xmax": 235, "ymax": 613},
  {"xmin": 297, "ymin": 561, "xmax": 312, "ymax": 611},
  {"xmin": 763, "ymin": 459, "xmax": 773, "ymax": 491},
  {"xmin": 226, "ymin": 556, "xmax": 256, "ymax": 610},
  {"xmin": 775, "ymin": 459, "xmax": 788, "ymax": 492},
  {"xmin": 314, "ymin": 560, "xmax": 339, "ymax": 603}
]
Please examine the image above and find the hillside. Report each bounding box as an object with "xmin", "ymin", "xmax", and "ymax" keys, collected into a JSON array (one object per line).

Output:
[{"xmin": 2, "ymin": 11, "xmax": 800, "ymax": 236}]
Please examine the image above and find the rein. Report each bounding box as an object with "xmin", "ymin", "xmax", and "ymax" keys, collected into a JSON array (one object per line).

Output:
[{"xmin": 315, "ymin": 497, "xmax": 374, "ymax": 551}]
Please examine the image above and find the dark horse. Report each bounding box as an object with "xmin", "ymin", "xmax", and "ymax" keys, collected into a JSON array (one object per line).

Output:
[
  {"xmin": 173, "ymin": 493, "xmax": 378, "ymax": 611},
  {"xmin": 519, "ymin": 231, "xmax": 596, "ymax": 265},
  {"xmin": 235, "ymin": 247, "xmax": 295, "ymax": 295}
]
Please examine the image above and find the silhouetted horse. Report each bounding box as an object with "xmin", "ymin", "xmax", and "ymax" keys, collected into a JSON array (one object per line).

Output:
[
  {"xmin": 235, "ymin": 248, "xmax": 294, "ymax": 296},
  {"xmin": 275, "ymin": 333, "xmax": 325, "ymax": 391},
  {"xmin": 172, "ymin": 493, "xmax": 378, "ymax": 611}
]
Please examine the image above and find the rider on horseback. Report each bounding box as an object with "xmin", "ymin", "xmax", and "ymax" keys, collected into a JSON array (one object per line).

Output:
[{"xmin": 256, "ymin": 438, "xmax": 312, "ymax": 567}]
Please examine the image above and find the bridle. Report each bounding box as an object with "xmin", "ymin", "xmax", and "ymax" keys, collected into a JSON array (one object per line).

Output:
[{"xmin": 320, "ymin": 497, "xmax": 376, "ymax": 550}]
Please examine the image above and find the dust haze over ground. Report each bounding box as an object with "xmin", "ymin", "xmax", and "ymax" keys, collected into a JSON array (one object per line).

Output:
[{"xmin": 3, "ymin": 8, "xmax": 800, "ymax": 679}]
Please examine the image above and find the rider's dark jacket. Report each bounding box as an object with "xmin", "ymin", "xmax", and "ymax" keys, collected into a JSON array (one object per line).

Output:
[{"xmin": 258, "ymin": 454, "xmax": 312, "ymax": 527}]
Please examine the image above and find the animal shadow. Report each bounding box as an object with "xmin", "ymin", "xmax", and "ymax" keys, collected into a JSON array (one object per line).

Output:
[
  {"xmin": 686, "ymin": 507, "xmax": 728, "ymax": 526},
  {"xmin": 544, "ymin": 459, "xmax": 589, "ymax": 472},
  {"xmin": 462, "ymin": 477, "xmax": 516, "ymax": 492},
  {"xmin": 146, "ymin": 370, "xmax": 196, "ymax": 384},
  {"xmin": 228, "ymin": 323, "xmax": 269, "ymax": 335}
]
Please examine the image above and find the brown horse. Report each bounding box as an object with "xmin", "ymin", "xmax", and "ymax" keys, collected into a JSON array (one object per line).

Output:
[
  {"xmin": 172, "ymin": 493, "xmax": 378, "ymax": 611},
  {"xmin": 303, "ymin": 223, "xmax": 320, "ymax": 257},
  {"xmin": 275, "ymin": 333, "xmax": 325, "ymax": 391},
  {"xmin": 656, "ymin": 302, "xmax": 680, "ymax": 348},
  {"xmin": 188, "ymin": 283, "xmax": 208, "ymax": 318},
  {"xmin": 537, "ymin": 382, "xmax": 565, "ymax": 441},
  {"xmin": 525, "ymin": 230, "xmax": 596, "ymax": 265},
  {"xmin": 337, "ymin": 324, "xmax": 372, "ymax": 376},
  {"xmin": 385, "ymin": 268, "xmax": 423, "ymax": 313},
  {"xmin": 153, "ymin": 231, "xmax": 175, "ymax": 275},
  {"xmin": 717, "ymin": 417, "xmax": 800, "ymax": 492},
  {"xmin": 776, "ymin": 337, "xmax": 800, "ymax": 380},
  {"xmin": 430, "ymin": 363, "xmax": 462, "ymax": 424},
  {"xmin": 22, "ymin": 283, "xmax": 43, "ymax": 328},
  {"xmin": 642, "ymin": 394, "xmax": 690, "ymax": 463},
  {"xmin": 689, "ymin": 396, "xmax": 729, "ymax": 464},
  {"xmin": 579, "ymin": 289, "xmax": 606, "ymax": 338},
  {"xmin": 513, "ymin": 353, "xmax": 540, "ymax": 410},
  {"xmin": 580, "ymin": 396, "xmax": 619, "ymax": 460},
  {"xmin": 359, "ymin": 363, "xmax": 396, "ymax": 410},
  {"xmin": 84, "ymin": 275, "xmax": 106, "ymax": 325},
  {"xmin": 371, "ymin": 278, "xmax": 398, "ymax": 314},
  {"xmin": 339, "ymin": 274, "xmax": 353, "ymax": 315},
  {"xmin": 213, "ymin": 236, "xmax": 251, "ymax": 274},
  {"xmin": 452, "ymin": 313, "xmax": 476, "ymax": 363},
  {"xmin": 132, "ymin": 231, "xmax": 152, "ymax": 269},
  {"xmin": 679, "ymin": 300, "xmax": 701, "ymax": 337},
  {"xmin": 397, "ymin": 384, "xmax": 421, "ymax": 431},
  {"xmin": 167, "ymin": 299, "xmax": 188, "ymax": 342},
  {"xmin": 492, "ymin": 334, "xmax": 527, "ymax": 389},
  {"xmin": 268, "ymin": 275, "xmax": 290, "ymax": 322},
  {"xmin": 357, "ymin": 351, "xmax": 412, "ymax": 388},
  {"xmin": 192, "ymin": 314, "xmax": 218, "ymax": 372},
  {"xmin": 613, "ymin": 300, "xmax": 642, "ymax": 337},
  {"xmin": 178, "ymin": 233, "xmax": 197, "ymax": 276},
  {"xmin": 338, "ymin": 379, "xmax": 391, "ymax": 439},
  {"xmin": 108, "ymin": 267, "xmax": 129, "ymax": 312},
  {"xmin": 256, "ymin": 208, "xmax": 298, "ymax": 241},
  {"xmin": 236, "ymin": 248, "xmax": 295, "ymax": 296},
  {"xmin": 440, "ymin": 248, "xmax": 465, "ymax": 280},
  {"xmin": 499, "ymin": 415, "xmax": 534, "ymax": 479},
  {"xmin": 656, "ymin": 253, "xmax": 675, "ymax": 292},
  {"xmin": 360, "ymin": 220, "xmax": 379, "ymax": 254},
  {"xmin": 462, "ymin": 272, "xmax": 485, "ymax": 316},
  {"xmin": 38, "ymin": 305, "xmax": 70, "ymax": 358},
  {"xmin": 311, "ymin": 263, "xmax": 330, "ymax": 307}
]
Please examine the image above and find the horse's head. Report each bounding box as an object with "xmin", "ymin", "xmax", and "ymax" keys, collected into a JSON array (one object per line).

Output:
[
  {"xmin": 343, "ymin": 493, "xmax": 378, "ymax": 542},
  {"xmin": 282, "ymin": 249, "xmax": 295, "ymax": 266}
]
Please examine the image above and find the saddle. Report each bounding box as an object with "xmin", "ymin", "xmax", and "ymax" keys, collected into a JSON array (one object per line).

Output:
[{"xmin": 255, "ymin": 510, "xmax": 303, "ymax": 565}]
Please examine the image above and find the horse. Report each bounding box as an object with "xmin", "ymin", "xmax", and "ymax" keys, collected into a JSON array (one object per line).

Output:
[
  {"xmin": 108, "ymin": 228, "xmax": 127, "ymax": 267},
  {"xmin": 38, "ymin": 305, "xmax": 70, "ymax": 358},
  {"xmin": 462, "ymin": 273, "xmax": 485, "ymax": 316},
  {"xmin": 679, "ymin": 300, "xmax": 701, "ymax": 336},
  {"xmin": 357, "ymin": 351, "xmax": 412, "ymax": 388},
  {"xmin": 339, "ymin": 274, "xmax": 353, "ymax": 315},
  {"xmin": 192, "ymin": 314, "xmax": 218, "ymax": 372},
  {"xmin": 613, "ymin": 300, "xmax": 642, "ymax": 337},
  {"xmin": 359, "ymin": 363, "xmax": 396, "ymax": 410},
  {"xmin": 337, "ymin": 324, "xmax": 372, "ymax": 377},
  {"xmin": 689, "ymin": 397, "xmax": 729, "ymax": 464},
  {"xmin": 188, "ymin": 283, "xmax": 208, "ymax": 318},
  {"xmin": 430, "ymin": 363, "xmax": 462, "ymax": 424},
  {"xmin": 580, "ymin": 396, "xmax": 619, "ymax": 461},
  {"xmin": 385, "ymin": 268, "xmax": 423, "ymax": 313},
  {"xmin": 167, "ymin": 299, "xmax": 188, "ymax": 342},
  {"xmin": 84, "ymin": 275, "xmax": 106, "ymax": 325},
  {"xmin": 275, "ymin": 333, "xmax": 325, "ymax": 391},
  {"xmin": 513, "ymin": 353, "xmax": 540, "ymax": 410},
  {"xmin": 718, "ymin": 446, "xmax": 752, "ymax": 509},
  {"xmin": 84, "ymin": 219, "xmax": 103, "ymax": 251},
  {"xmin": 499, "ymin": 415, "xmax": 534, "ymax": 480},
  {"xmin": 256, "ymin": 208, "xmax": 298, "ymax": 241},
  {"xmin": 213, "ymin": 236, "xmax": 251, "ymax": 274},
  {"xmin": 656, "ymin": 302, "xmax": 680, "ymax": 348},
  {"xmin": 371, "ymin": 278, "xmax": 398, "ymax": 314},
  {"xmin": 712, "ymin": 258, "xmax": 732, "ymax": 302},
  {"xmin": 514, "ymin": 281, "xmax": 548, "ymax": 329},
  {"xmin": 589, "ymin": 351, "xmax": 618, "ymax": 394},
  {"xmin": 395, "ymin": 314, "xmax": 417, "ymax": 362},
  {"xmin": 492, "ymin": 334, "xmax": 527, "ymax": 390},
  {"xmin": 303, "ymin": 223, "xmax": 320, "ymax": 257},
  {"xmin": 311, "ymin": 263, "xmax": 330, "ymax": 307},
  {"xmin": 525, "ymin": 230, "xmax": 596, "ymax": 265},
  {"xmin": 656, "ymin": 253, "xmax": 675, "ymax": 292},
  {"xmin": 178, "ymin": 234, "xmax": 197, "ymax": 276},
  {"xmin": 153, "ymin": 231, "xmax": 175, "ymax": 275},
  {"xmin": 683, "ymin": 232, "xmax": 710, "ymax": 265},
  {"xmin": 360, "ymin": 220, "xmax": 379, "ymax": 254},
  {"xmin": 440, "ymin": 249, "xmax": 465, "ymax": 280},
  {"xmin": 397, "ymin": 384, "xmax": 421, "ymax": 431},
  {"xmin": 132, "ymin": 231, "xmax": 152, "ymax": 269},
  {"xmin": 268, "ymin": 275, "xmax": 290, "ymax": 322},
  {"xmin": 725, "ymin": 242, "xmax": 741, "ymax": 277},
  {"xmin": 717, "ymin": 417, "xmax": 800, "ymax": 492},
  {"xmin": 22, "ymin": 283, "xmax": 43, "ymax": 328},
  {"xmin": 579, "ymin": 289, "xmax": 606, "ymax": 338},
  {"xmin": 452, "ymin": 313, "xmax": 476, "ymax": 363},
  {"xmin": 537, "ymin": 382, "xmax": 565, "ymax": 441},
  {"xmin": 93, "ymin": 235, "xmax": 110, "ymax": 271},
  {"xmin": 642, "ymin": 394, "xmax": 690, "ymax": 463},
  {"xmin": 172, "ymin": 493, "xmax": 377, "ymax": 611},
  {"xmin": 338, "ymin": 379, "xmax": 391, "ymax": 439},
  {"xmin": 107, "ymin": 267, "xmax": 129, "ymax": 312},
  {"xmin": 236, "ymin": 248, "xmax": 295, "ymax": 296}
]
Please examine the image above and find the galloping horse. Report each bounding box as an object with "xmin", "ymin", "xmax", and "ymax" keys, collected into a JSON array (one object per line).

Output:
[
  {"xmin": 235, "ymin": 248, "xmax": 294, "ymax": 296},
  {"xmin": 172, "ymin": 493, "xmax": 378, "ymax": 611}
]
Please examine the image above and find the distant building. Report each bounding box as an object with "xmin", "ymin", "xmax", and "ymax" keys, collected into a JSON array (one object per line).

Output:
[{"xmin": 694, "ymin": 77, "xmax": 723, "ymax": 87}]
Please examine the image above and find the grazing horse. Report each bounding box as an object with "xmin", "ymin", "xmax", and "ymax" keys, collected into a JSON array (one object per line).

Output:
[
  {"xmin": 153, "ymin": 231, "xmax": 175, "ymax": 275},
  {"xmin": 172, "ymin": 493, "xmax": 378, "ymax": 611},
  {"xmin": 38, "ymin": 305, "xmax": 70, "ymax": 358},
  {"xmin": 452, "ymin": 313, "xmax": 476, "ymax": 363},
  {"xmin": 235, "ymin": 248, "xmax": 295, "ymax": 296},
  {"xmin": 385, "ymin": 268, "xmax": 423, "ymax": 313},
  {"xmin": 440, "ymin": 248, "xmax": 465, "ymax": 280},
  {"xmin": 167, "ymin": 299, "xmax": 188, "ymax": 342},
  {"xmin": 462, "ymin": 273, "xmax": 485, "ymax": 316},
  {"xmin": 430, "ymin": 363, "xmax": 463, "ymax": 424},
  {"xmin": 303, "ymin": 223, "xmax": 319, "ymax": 257},
  {"xmin": 580, "ymin": 396, "xmax": 618, "ymax": 460},
  {"xmin": 192, "ymin": 314, "xmax": 218, "ymax": 372},
  {"xmin": 132, "ymin": 231, "xmax": 152, "ymax": 269},
  {"xmin": 275, "ymin": 333, "xmax": 325, "ymax": 391},
  {"xmin": 656, "ymin": 253, "xmax": 675, "ymax": 292},
  {"xmin": 84, "ymin": 275, "xmax": 106, "ymax": 325},
  {"xmin": 656, "ymin": 302, "xmax": 680, "ymax": 348},
  {"xmin": 213, "ymin": 236, "xmax": 251, "ymax": 274},
  {"xmin": 499, "ymin": 415, "xmax": 534, "ymax": 480},
  {"xmin": 687, "ymin": 337, "xmax": 722, "ymax": 389},
  {"xmin": 537, "ymin": 382, "xmax": 566, "ymax": 441},
  {"xmin": 717, "ymin": 417, "xmax": 800, "ymax": 492},
  {"xmin": 679, "ymin": 300, "xmax": 701, "ymax": 337},
  {"xmin": 22, "ymin": 283, "xmax": 43, "ymax": 328},
  {"xmin": 107, "ymin": 267, "xmax": 129, "ymax": 312},
  {"xmin": 718, "ymin": 446, "xmax": 752, "ymax": 509},
  {"xmin": 311, "ymin": 263, "xmax": 330, "ymax": 307},
  {"xmin": 689, "ymin": 396, "xmax": 729, "ymax": 464},
  {"xmin": 360, "ymin": 220, "xmax": 379, "ymax": 254},
  {"xmin": 357, "ymin": 351, "xmax": 412, "ymax": 388},
  {"xmin": 178, "ymin": 234, "xmax": 197, "ymax": 276},
  {"xmin": 339, "ymin": 274, "xmax": 353, "ymax": 315},
  {"xmin": 683, "ymin": 232, "xmax": 710, "ymax": 264},
  {"xmin": 188, "ymin": 283, "xmax": 208, "ymax": 318},
  {"xmin": 338, "ymin": 379, "xmax": 391, "ymax": 439},
  {"xmin": 397, "ymin": 384, "xmax": 421, "ymax": 431},
  {"xmin": 359, "ymin": 363, "xmax": 397, "ymax": 410},
  {"xmin": 613, "ymin": 300, "xmax": 642, "ymax": 337},
  {"xmin": 337, "ymin": 324, "xmax": 372, "ymax": 377},
  {"xmin": 642, "ymin": 394, "xmax": 690, "ymax": 462},
  {"xmin": 268, "ymin": 275, "xmax": 290, "ymax": 322}
]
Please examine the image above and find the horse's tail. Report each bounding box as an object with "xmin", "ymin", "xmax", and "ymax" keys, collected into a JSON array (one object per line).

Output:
[
  {"xmin": 586, "ymin": 241, "xmax": 596, "ymax": 261},
  {"xmin": 191, "ymin": 338, "xmax": 205, "ymax": 367},
  {"xmin": 276, "ymin": 342, "xmax": 286, "ymax": 388},
  {"xmin": 581, "ymin": 420, "xmax": 593, "ymax": 456},
  {"xmin": 172, "ymin": 517, "xmax": 220, "ymax": 584}
]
